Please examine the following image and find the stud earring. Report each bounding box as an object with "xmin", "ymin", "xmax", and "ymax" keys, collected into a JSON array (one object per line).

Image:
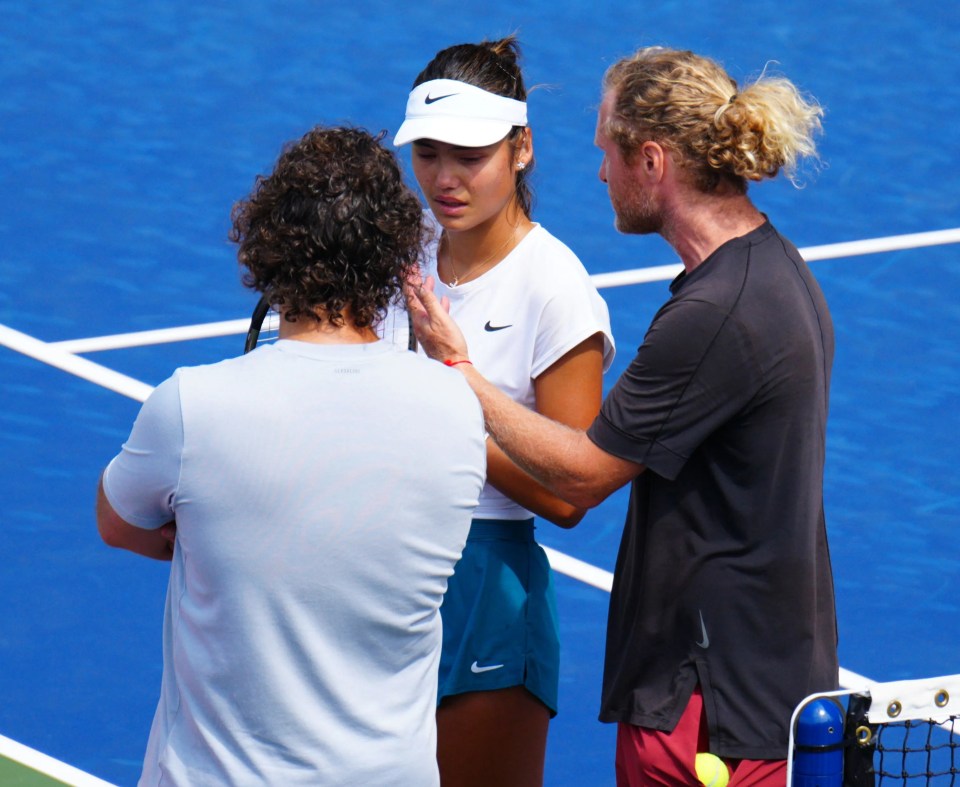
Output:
[{"xmin": 517, "ymin": 161, "xmax": 527, "ymax": 170}]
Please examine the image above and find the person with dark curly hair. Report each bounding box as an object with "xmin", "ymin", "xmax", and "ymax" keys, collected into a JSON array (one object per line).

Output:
[
  {"xmin": 409, "ymin": 47, "xmax": 837, "ymax": 786},
  {"xmin": 96, "ymin": 125, "xmax": 487, "ymax": 786},
  {"xmin": 394, "ymin": 36, "xmax": 615, "ymax": 787},
  {"xmin": 231, "ymin": 126, "xmax": 424, "ymax": 335}
]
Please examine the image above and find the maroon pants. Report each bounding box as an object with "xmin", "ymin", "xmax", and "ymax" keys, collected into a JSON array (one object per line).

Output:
[{"xmin": 615, "ymin": 687, "xmax": 787, "ymax": 786}]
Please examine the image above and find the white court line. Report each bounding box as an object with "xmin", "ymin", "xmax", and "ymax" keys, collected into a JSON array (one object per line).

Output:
[
  {"xmin": 542, "ymin": 545, "xmax": 614, "ymax": 592},
  {"xmin": 838, "ymin": 667, "xmax": 871, "ymax": 689},
  {"xmin": 0, "ymin": 324, "xmax": 152, "ymax": 402},
  {"xmin": 41, "ymin": 227, "xmax": 960, "ymax": 353},
  {"xmin": 590, "ymin": 226, "xmax": 960, "ymax": 289},
  {"xmin": 50, "ymin": 318, "xmax": 250, "ymax": 355},
  {"xmin": 0, "ymin": 733, "xmax": 117, "ymax": 787}
]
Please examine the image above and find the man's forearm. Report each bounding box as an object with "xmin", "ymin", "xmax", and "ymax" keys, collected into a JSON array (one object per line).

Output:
[
  {"xmin": 459, "ymin": 365, "xmax": 607, "ymax": 509},
  {"xmin": 405, "ymin": 276, "xmax": 639, "ymax": 505}
]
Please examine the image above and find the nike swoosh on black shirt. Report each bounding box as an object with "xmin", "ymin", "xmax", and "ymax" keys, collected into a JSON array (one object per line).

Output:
[
  {"xmin": 425, "ymin": 93, "xmax": 457, "ymax": 104},
  {"xmin": 484, "ymin": 321, "xmax": 512, "ymax": 332}
]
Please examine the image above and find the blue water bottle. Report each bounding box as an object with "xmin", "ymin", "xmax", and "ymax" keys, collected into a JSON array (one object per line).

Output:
[{"xmin": 792, "ymin": 697, "xmax": 845, "ymax": 787}]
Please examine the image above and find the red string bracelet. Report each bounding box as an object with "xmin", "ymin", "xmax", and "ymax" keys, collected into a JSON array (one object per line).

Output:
[{"xmin": 443, "ymin": 359, "xmax": 473, "ymax": 367}]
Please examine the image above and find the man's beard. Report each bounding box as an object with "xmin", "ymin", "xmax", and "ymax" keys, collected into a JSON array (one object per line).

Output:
[{"xmin": 613, "ymin": 185, "xmax": 662, "ymax": 236}]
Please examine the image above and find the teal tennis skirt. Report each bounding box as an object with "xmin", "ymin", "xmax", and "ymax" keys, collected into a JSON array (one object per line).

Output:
[{"xmin": 437, "ymin": 518, "xmax": 560, "ymax": 716}]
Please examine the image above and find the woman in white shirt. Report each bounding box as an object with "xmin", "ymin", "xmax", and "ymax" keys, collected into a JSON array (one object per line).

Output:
[{"xmin": 395, "ymin": 36, "xmax": 615, "ymax": 787}]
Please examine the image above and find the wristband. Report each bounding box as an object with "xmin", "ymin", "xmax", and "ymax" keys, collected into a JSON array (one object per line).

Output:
[{"xmin": 443, "ymin": 359, "xmax": 473, "ymax": 367}]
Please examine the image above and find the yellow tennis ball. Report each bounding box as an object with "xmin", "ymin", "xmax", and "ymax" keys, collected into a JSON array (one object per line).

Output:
[{"xmin": 695, "ymin": 752, "xmax": 730, "ymax": 787}]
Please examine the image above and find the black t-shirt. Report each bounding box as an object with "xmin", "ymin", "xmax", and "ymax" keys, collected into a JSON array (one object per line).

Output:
[{"xmin": 587, "ymin": 220, "xmax": 838, "ymax": 759}]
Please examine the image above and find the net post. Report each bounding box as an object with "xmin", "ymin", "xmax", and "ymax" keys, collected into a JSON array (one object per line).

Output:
[
  {"xmin": 842, "ymin": 693, "xmax": 876, "ymax": 787},
  {"xmin": 791, "ymin": 696, "xmax": 845, "ymax": 787}
]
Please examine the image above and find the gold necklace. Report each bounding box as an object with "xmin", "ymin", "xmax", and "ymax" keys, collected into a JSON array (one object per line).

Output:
[{"xmin": 442, "ymin": 227, "xmax": 520, "ymax": 287}]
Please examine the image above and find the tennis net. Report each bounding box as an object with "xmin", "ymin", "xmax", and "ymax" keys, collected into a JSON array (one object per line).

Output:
[{"xmin": 788, "ymin": 673, "xmax": 960, "ymax": 786}]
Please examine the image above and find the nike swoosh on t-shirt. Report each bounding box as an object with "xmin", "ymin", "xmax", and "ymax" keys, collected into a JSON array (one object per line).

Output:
[{"xmin": 696, "ymin": 610, "xmax": 710, "ymax": 649}]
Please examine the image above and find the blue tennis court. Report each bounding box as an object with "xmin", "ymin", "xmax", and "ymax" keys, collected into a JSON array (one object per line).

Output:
[{"xmin": 2, "ymin": 2, "xmax": 959, "ymax": 784}]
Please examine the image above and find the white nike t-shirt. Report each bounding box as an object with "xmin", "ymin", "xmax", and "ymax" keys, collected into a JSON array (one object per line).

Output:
[{"xmin": 423, "ymin": 216, "xmax": 615, "ymax": 520}]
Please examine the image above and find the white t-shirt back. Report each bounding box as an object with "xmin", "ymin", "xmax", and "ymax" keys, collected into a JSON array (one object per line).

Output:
[{"xmin": 104, "ymin": 339, "xmax": 486, "ymax": 786}]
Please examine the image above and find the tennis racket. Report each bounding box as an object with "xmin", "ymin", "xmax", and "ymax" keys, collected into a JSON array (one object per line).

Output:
[{"xmin": 243, "ymin": 296, "xmax": 417, "ymax": 354}]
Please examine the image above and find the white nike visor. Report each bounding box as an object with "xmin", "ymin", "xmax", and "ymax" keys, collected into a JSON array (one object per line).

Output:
[{"xmin": 394, "ymin": 79, "xmax": 527, "ymax": 148}]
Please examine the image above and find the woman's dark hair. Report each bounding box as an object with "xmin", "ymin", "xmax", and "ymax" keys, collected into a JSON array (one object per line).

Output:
[
  {"xmin": 230, "ymin": 126, "xmax": 424, "ymax": 329},
  {"xmin": 413, "ymin": 35, "xmax": 535, "ymax": 217}
]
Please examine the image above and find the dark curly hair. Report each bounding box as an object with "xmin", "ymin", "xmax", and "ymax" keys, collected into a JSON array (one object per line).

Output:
[{"xmin": 230, "ymin": 126, "xmax": 424, "ymax": 329}]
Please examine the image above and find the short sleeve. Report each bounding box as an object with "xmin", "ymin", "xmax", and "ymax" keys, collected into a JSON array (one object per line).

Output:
[
  {"xmin": 589, "ymin": 298, "xmax": 760, "ymax": 479},
  {"xmin": 101, "ymin": 372, "xmax": 185, "ymax": 529},
  {"xmin": 530, "ymin": 255, "xmax": 615, "ymax": 379}
]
